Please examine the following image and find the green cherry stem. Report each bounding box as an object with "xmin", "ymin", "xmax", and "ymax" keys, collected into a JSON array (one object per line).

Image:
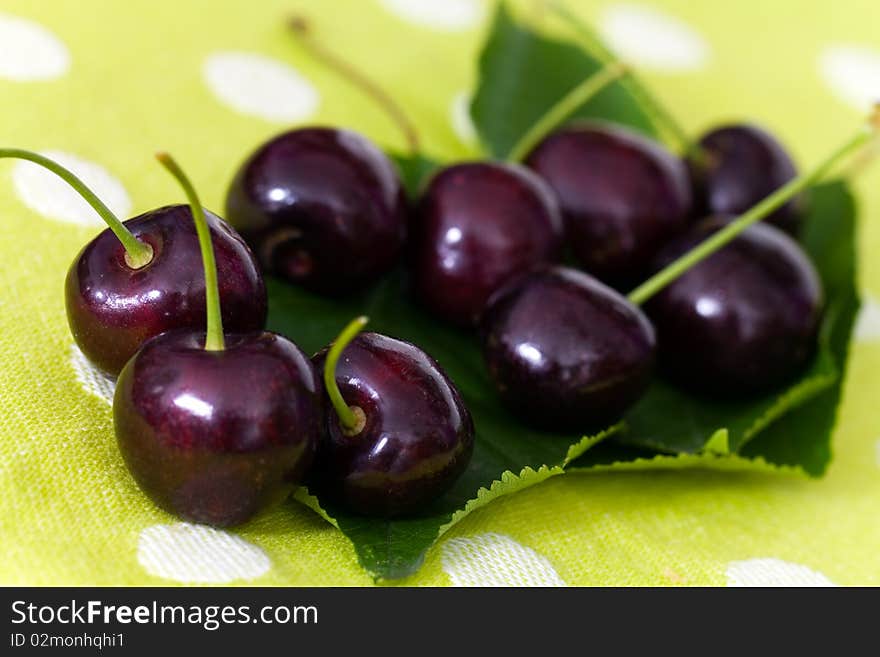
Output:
[
  {"xmin": 627, "ymin": 113, "xmax": 880, "ymax": 306},
  {"xmin": 0, "ymin": 148, "xmax": 153, "ymax": 268},
  {"xmin": 155, "ymin": 152, "xmax": 224, "ymax": 351},
  {"xmin": 547, "ymin": 1, "xmax": 703, "ymax": 163},
  {"xmin": 507, "ymin": 61, "xmax": 628, "ymax": 163},
  {"xmin": 289, "ymin": 16, "xmax": 421, "ymax": 157},
  {"xmin": 324, "ymin": 315, "xmax": 369, "ymax": 435}
]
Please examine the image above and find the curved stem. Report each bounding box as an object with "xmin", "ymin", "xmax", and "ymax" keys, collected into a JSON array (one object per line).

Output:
[
  {"xmin": 507, "ymin": 61, "xmax": 628, "ymax": 162},
  {"xmin": 155, "ymin": 153, "xmax": 224, "ymax": 351},
  {"xmin": 289, "ymin": 16, "xmax": 420, "ymax": 157},
  {"xmin": 0, "ymin": 148, "xmax": 153, "ymax": 268},
  {"xmin": 628, "ymin": 118, "xmax": 878, "ymax": 306},
  {"xmin": 547, "ymin": 2, "xmax": 703, "ymax": 163},
  {"xmin": 324, "ymin": 316, "xmax": 369, "ymax": 434}
]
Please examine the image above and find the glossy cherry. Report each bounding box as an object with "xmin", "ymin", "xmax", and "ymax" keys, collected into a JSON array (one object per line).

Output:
[
  {"xmin": 311, "ymin": 319, "xmax": 474, "ymax": 517},
  {"xmin": 693, "ymin": 124, "xmax": 805, "ymax": 234},
  {"xmin": 412, "ymin": 161, "xmax": 563, "ymax": 326},
  {"xmin": 225, "ymin": 127, "xmax": 407, "ymax": 295},
  {"xmin": 114, "ymin": 154, "xmax": 319, "ymax": 527},
  {"xmin": 0, "ymin": 149, "xmax": 266, "ymax": 378},
  {"xmin": 645, "ymin": 218, "xmax": 823, "ymax": 395},
  {"xmin": 525, "ymin": 121, "xmax": 692, "ymax": 286},
  {"xmin": 67, "ymin": 205, "xmax": 266, "ymax": 377},
  {"xmin": 481, "ymin": 266, "xmax": 656, "ymax": 432},
  {"xmin": 115, "ymin": 330, "xmax": 320, "ymax": 526}
]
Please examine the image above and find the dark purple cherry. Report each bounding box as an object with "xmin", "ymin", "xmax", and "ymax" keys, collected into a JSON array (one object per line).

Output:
[
  {"xmin": 412, "ymin": 161, "xmax": 563, "ymax": 326},
  {"xmin": 67, "ymin": 205, "xmax": 266, "ymax": 377},
  {"xmin": 225, "ymin": 127, "xmax": 407, "ymax": 295},
  {"xmin": 481, "ymin": 266, "xmax": 655, "ymax": 432},
  {"xmin": 311, "ymin": 318, "xmax": 474, "ymax": 517},
  {"xmin": 525, "ymin": 121, "xmax": 692, "ymax": 286},
  {"xmin": 114, "ymin": 329, "xmax": 320, "ymax": 526},
  {"xmin": 645, "ymin": 218, "xmax": 822, "ymax": 395},
  {"xmin": 0, "ymin": 149, "xmax": 265, "ymax": 378},
  {"xmin": 693, "ymin": 124, "xmax": 805, "ymax": 234},
  {"xmin": 113, "ymin": 154, "xmax": 319, "ymax": 527}
]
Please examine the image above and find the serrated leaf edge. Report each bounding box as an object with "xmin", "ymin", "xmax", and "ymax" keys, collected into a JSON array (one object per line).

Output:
[
  {"xmin": 292, "ymin": 424, "xmax": 619, "ymax": 581},
  {"xmin": 567, "ymin": 449, "xmax": 807, "ymax": 477}
]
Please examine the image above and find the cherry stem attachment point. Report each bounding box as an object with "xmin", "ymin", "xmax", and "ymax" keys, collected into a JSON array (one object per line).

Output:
[
  {"xmin": 155, "ymin": 152, "xmax": 225, "ymax": 352},
  {"xmin": 289, "ymin": 16, "xmax": 421, "ymax": 157},
  {"xmin": 627, "ymin": 116, "xmax": 879, "ymax": 306},
  {"xmin": 0, "ymin": 148, "xmax": 153, "ymax": 268},
  {"xmin": 508, "ymin": 61, "xmax": 628, "ymax": 163},
  {"xmin": 547, "ymin": 1, "xmax": 704, "ymax": 163},
  {"xmin": 324, "ymin": 316, "xmax": 369, "ymax": 435}
]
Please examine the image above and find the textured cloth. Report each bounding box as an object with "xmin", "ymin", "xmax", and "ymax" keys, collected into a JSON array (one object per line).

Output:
[{"xmin": 0, "ymin": 0, "xmax": 878, "ymax": 586}]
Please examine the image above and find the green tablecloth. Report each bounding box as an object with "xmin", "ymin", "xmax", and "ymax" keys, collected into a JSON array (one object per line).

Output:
[{"xmin": 1, "ymin": 0, "xmax": 878, "ymax": 585}]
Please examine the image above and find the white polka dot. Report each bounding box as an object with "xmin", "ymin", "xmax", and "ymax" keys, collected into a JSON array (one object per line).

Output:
[
  {"xmin": 450, "ymin": 90, "xmax": 477, "ymax": 144},
  {"xmin": 0, "ymin": 13, "xmax": 70, "ymax": 81},
  {"xmin": 11, "ymin": 151, "xmax": 132, "ymax": 227},
  {"xmin": 442, "ymin": 533, "xmax": 566, "ymax": 586},
  {"xmin": 819, "ymin": 45, "xmax": 880, "ymax": 111},
  {"xmin": 204, "ymin": 52, "xmax": 319, "ymax": 123},
  {"xmin": 726, "ymin": 558, "xmax": 836, "ymax": 587},
  {"xmin": 599, "ymin": 4, "xmax": 709, "ymax": 71},
  {"xmin": 855, "ymin": 294, "xmax": 880, "ymax": 342},
  {"xmin": 138, "ymin": 523, "xmax": 271, "ymax": 584},
  {"xmin": 379, "ymin": 0, "xmax": 483, "ymax": 31},
  {"xmin": 70, "ymin": 345, "xmax": 115, "ymax": 405}
]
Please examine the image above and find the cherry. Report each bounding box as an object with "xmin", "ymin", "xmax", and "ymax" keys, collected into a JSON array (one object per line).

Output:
[
  {"xmin": 412, "ymin": 161, "xmax": 564, "ymax": 326},
  {"xmin": 0, "ymin": 150, "xmax": 266, "ymax": 378},
  {"xmin": 115, "ymin": 330, "xmax": 320, "ymax": 526},
  {"xmin": 481, "ymin": 266, "xmax": 655, "ymax": 431},
  {"xmin": 225, "ymin": 127, "xmax": 407, "ymax": 295},
  {"xmin": 68, "ymin": 205, "xmax": 266, "ymax": 377},
  {"xmin": 310, "ymin": 318, "xmax": 474, "ymax": 517},
  {"xmin": 114, "ymin": 154, "xmax": 319, "ymax": 527},
  {"xmin": 224, "ymin": 17, "xmax": 425, "ymax": 297},
  {"xmin": 524, "ymin": 122, "xmax": 693, "ymax": 286},
  {"xmin": 645, "ymin": 218, "xmax": 821, "ymax": 395},
  {"xmin": 693, "ymin": 124, "xmax": 805, "ymax": 234}
]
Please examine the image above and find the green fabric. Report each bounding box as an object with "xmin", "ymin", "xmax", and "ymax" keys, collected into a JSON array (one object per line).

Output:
[{"xmin": 1, "ymin": 0, "xmax": 878, "ymax": 586}]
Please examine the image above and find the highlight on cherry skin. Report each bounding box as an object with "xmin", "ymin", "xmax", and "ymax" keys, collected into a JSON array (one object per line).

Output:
[
  {"xmin": 113, "ymin": 153, "xmax": 320, "ymax": 527},
  {"xmin": 0, "ymin": 149, "xmax": 267, "ymax": 378},
  {"xmin": 310, "ymin": 317, "xmax": 475, "ymax": 517},
  {"xmin": 225, "ymin": 127, "xmax": 408, "ymax": 296}
]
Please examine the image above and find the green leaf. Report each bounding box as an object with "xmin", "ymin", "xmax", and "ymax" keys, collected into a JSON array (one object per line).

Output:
[
  {"xmin": 471, "ymin": 2, "xmax": 656, "ymax": 159},
  {"xmin": 569, "ymin": 180, "xmax": 860, "ymax": 475},
  {"xmin": 267, "ymin": 272, "xmax": 617, "ymax": 580}
]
